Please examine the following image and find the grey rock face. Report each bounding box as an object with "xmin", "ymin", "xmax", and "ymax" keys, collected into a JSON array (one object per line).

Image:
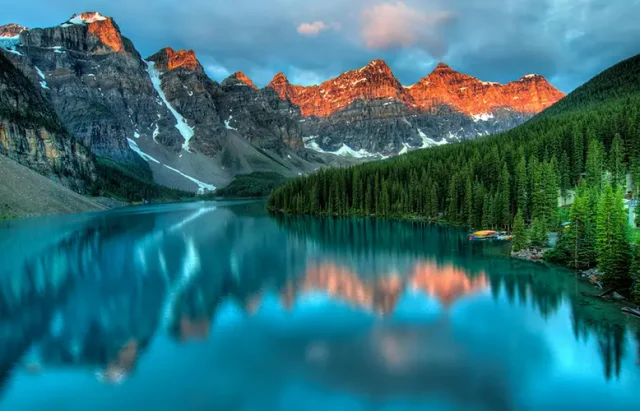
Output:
[
  {"xmin": 299, "ymin": 101, "xmax": 532, "ymax": 156},
  {"xmin": 1, "ymin": 12, "xmax": 550, "ymax": 195},
  {"xmin": 6, "ymin": 18, "xmax": 184, "ymax": 166},
  {"xmin": 0, "ymin": 52, "xmax": 96, "ymax": 192}
]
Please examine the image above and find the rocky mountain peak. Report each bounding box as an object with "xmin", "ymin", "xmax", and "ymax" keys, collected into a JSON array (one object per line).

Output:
[
  {"xmin": 147, "ymin": 47, "xmax": 203, "ymax": 73},
  {"xmin": 63, "ymin": 12, "xmax": 109, "ymax": 25},
  {"xmin": 266, "ymin": 59, "xmax": 413, "ymax": 117},
  {"xmin": 269, "ymin": 72, "xmax": 290, "ymax": 86},
  {"xmin": 433, "ymin": 61, "xmax": 454, "ymax": 72},
  {"xmin": 230, "ymin": 71, "xmax": 257, "ymax": 89},
  {"xmin": 267, "ymin": 72, "xmax": 296, "ymax": 101},
  {"xmin": 59, "ymin": 11, "xmax": 125, "ymax": 53},
  {"xmin": 407, "ymin": 62, "xmax": 564, "ymax": 115},
  {"xmin": 519, "ymin": 73, "xmax": 545, "ymax": 82},
  {"xmin": 0, "ymin": 23, "xmax": 28, "ymax": 38},
  {"xmin": 422, "ymin": 61, "xmax": 474, "ymax": 83},
  {"xmin": 357, "ymin": 59, "xmax": 393, "ymax": 76}
]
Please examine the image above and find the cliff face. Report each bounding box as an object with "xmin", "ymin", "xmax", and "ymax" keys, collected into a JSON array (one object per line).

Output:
[
  {"xmin": 0, "ymin": 52, "xmax": 96, "ymax": 191},
  {"xmin": 268, "ymin": 61, "xmax": 564, "ymax": 119},
  {"xmin": 148, "ymin": 48, "xmax": 203, "ymax": 72},
  {"xmin": 267, "ymin": 60, "xmax": 415, "ymax": 117},
  {"xmin": 266, "ymin": 60, "xmax": 564, "ymax": 156},
  {"xmin": 0, "ymin": 11, "xmax": 567, "ymax": 192},
  {"xmin": 147, "ymin": 47, "xmax": 304, "ymax": 155},
  {"xmin": 5, "ymin": 12, "xmax": 188, "ymax": 166},
  {"xmin": 408, "ymin": 63, "xmax": 564, "ymax": 115}
]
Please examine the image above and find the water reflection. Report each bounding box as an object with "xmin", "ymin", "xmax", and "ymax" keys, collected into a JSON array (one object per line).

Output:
[{"xmin": 0, "ymin": 203, "xmax": 639, "ymax": 410}]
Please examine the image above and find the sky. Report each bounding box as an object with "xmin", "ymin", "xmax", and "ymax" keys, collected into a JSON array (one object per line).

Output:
[{"xmin": 3, "ymin": 0, "xmax": 640, "ymax": 92}]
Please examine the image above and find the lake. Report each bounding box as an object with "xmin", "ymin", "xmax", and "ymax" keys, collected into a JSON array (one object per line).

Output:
[{"xmin": 1, "ymin": 200, "xmax": 639, "ymax": 411}]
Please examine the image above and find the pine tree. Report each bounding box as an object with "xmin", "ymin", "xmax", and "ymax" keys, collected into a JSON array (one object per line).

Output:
[
  {"xmin": 482, "ymin": 194, "xmax": 493, "ymax": 229},
  {"xmin": 514, "ymin": 154, "xmax": 528, "ymax": 218},
  {"xmin": 565, "ymin": 185, "xmax": 597, "ymax": 269},
  {"xmin": 428, "ymin": 183, "xmax": 438, "ymax": 219},
  {"xmin": 447, "ymin": 174, "xmax": 459, "ymax": 222},
  {"xmin": 497, "ymin": 164, "xmax": 511, "ymax": 229},
  {"xmin": 609, "ymin": 133, "xmax": 626, "ymax": 189},
  {"xmin": 596, "ymin": 184, "xmax": 632, "ymax": 287},
  {"xmin": 543, "ymin": 159, "xmax": 560, "ymax": 228},
  {"xmin": 464, "ymin": 175, "xmax": 473, "ymax": 227},
  {"xmin": 512, "ymin": 209, "xmax": 528, "ymax": 252},
  {"xmin": 572, "ymin": 127, "xmax": 584, "ymax": 184},
  {"xmin": 530, "ymin": 217, "xmax": 548, "ymax": 248},
  {"xmin": 630, "ymin": 245, "xmax": 640, "ymax": 306},
  {"xmin": 585, "ymin": 139, "xmax": 605, "ymax": 189},
  {"xmin": 559, "ymin": 152, "xmax": 571, "ymax": 205}
]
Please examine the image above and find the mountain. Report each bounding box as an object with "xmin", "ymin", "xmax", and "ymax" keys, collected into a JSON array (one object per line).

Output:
[
  {"xmin": 267, "ymin": 60, "xmax": 564, "ymax": 157},
  {"xmin": 0, "ymin": 52, "xmax": 96, "ymax": 191},
  {"xmin": 1, "ymin": 11, "xmax": 564, "ymax": 196},
  {"xmin": 408, "ymin": 62, "xmax": 563, "ymax": 115},
  {"xmin": 268, "ymin": 53, "xmax": 640, "ymax": 223}
]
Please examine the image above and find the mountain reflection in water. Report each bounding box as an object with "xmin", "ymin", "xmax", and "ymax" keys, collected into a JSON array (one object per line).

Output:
[{"xmin": 0, "ymin": 201, "xmax": 639, "ymax": 410}]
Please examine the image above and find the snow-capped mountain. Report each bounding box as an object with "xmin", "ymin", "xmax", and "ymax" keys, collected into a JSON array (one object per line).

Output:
[{"xmin": 0, "ymin": 11, "xmax": 564, "ymax": 193}]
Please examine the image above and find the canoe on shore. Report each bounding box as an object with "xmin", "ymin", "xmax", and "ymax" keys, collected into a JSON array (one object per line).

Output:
[
  {"xmin": 468, "ymin": 230, "xmax": 496, "ymax": 240},
  {"xmin": 468, "ymin": 230, "xmax": 513, "ymax": 241}
]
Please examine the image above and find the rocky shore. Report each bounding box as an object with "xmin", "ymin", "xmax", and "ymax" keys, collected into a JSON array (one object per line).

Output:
[{"xmin": 511, "ymin": 247, "xmax": 547, "ymax": 262}]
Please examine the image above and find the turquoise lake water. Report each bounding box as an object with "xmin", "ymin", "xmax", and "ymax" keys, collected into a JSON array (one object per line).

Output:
[{"xmin": 0, "ymin": 200, "xmax": 639, "ymax": 410}]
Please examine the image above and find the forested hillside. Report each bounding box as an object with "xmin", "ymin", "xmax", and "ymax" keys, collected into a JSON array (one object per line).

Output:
[
  {"xmin": 268, "ymin": 54, "xmax": 640, "ymax": 302},
  {"xmin": 269, "ymin": 54, "xmax": 640, "ymax": 227}
]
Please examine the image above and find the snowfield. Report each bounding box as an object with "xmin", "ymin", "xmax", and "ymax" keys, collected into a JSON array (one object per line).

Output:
[{"xmin": 146, "ymin": 61, "xmax": 195, "ymax": 152}]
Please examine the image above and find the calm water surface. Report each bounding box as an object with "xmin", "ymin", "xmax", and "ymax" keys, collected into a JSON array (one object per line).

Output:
[{"xmin": 1, "ymin": 201, "xmax": 639, "ymax": 411}]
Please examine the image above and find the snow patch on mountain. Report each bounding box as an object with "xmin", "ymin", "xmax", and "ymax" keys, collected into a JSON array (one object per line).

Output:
[
  {"xmin": 146, "ymin": 61, "xmax": 194, "ymax": 151},
  {"xmin": 0, "ymin": 36, "xmax": 22, "ymax": 55},
  {"xmin": 163, "ymin": 165, "xmax": 215, "ymax": 194},
  {"xmin": 472, "ymin": 113, "xmax": 494, "ymax": 122},
  {"xmin": 66, "ymin": 12, "xmax": 108, "ymax": 25},
  {"xmin": 224, "ymin": 116, "xmax": 238, "ymax": 130},
  {"xmin": 36, "ymin": 66, "xmax": 49, "ymax": 89},
  {"xmin": 128, "ymin": 138, "xmax": 160, "ymax": 164},
  {"xmin": 128, "ymin": 138, "xmax": 215, "ymax": 193},
  {"xmin": 305, "ymin": 138, "xmax": 380, "ymax": 159},
  {"xmin": 418, "ymin": 128, "xmax": 448, "ymax": 148},
  {"xmin": 399, "ymin": 142, "xmax": 411, "ymax": 155},
  {"xmin": 152, "ymin": 124, "xmax": 160, "ymax": 143}
]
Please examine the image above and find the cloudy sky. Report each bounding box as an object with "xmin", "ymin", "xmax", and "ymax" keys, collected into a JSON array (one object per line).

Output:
[{"xmin": 4, "ymin": 0, "xmax": 640, "ymax": 92}]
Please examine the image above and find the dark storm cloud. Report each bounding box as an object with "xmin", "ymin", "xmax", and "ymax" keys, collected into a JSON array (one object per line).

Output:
[{"xmin": 3, "ymin": 0, "xmax": 639, "ymax": 92}]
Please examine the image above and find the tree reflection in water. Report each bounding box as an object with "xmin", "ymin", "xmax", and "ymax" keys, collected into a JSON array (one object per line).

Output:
[{"xmin": 0, "ymin": 204, "xmax": 638, "ymax": 407}]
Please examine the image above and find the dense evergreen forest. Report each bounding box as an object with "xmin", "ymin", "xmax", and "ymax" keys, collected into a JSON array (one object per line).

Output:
[
  {"xmin": 90, "ymin": 158, "xmax": 194, "ymax": 203},
  {"xmin": 268, "ymin": 54, "xmax": 640, "ymax": 303},
  {"xmin": 206, "ymin": 172, "xmax": 286, "ymax": 199}
]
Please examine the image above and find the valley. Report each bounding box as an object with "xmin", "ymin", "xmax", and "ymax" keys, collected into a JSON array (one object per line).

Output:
[{"xmin": 1, "ymin": 11, "xmax": 564, "ymax": 213}]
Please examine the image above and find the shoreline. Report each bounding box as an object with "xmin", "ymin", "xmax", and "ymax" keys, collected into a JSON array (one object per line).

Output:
[{"xmin": 268, "ymin": 209, "xmax": 640, "ymax": 316}]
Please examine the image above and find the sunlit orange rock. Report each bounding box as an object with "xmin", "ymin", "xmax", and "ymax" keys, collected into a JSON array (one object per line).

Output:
[
  {"xmin": 408, "ymin": 62, "xmax": 564, "ymax": 115},
  {"xmin": 231, "ymin": 71, "xmax": 258, "ymax": 89},
  {"xmin": 165, "ymin": 48, "xmax": 202, "ymax": 71},
  {"xmin": 86, "ymin": 17, "xmax": 125, "ymax": 53},
  {"xmin": 147, "ymin": 47, "xmax": 204, "ymax": 73},
  {"xmin": 0, "ymin": 23, "xmax": 27, "ymax": 37},
  {"xmin": 267, "ymin": 60, "xmax": 414, "ymax": 117},
  {"xmin": 267, "ymin": 60, "xmax": 564, "ymax": 118}
]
